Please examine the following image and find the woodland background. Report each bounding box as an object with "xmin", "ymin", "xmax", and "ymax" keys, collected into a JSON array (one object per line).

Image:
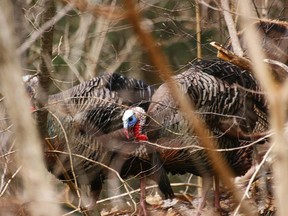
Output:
[{"xmin": 0, "ymin": 0, "xmax": 287, "ymax": 215}]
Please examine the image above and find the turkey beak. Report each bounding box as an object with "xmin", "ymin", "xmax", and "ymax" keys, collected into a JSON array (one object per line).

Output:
[
  {"xmin": 123, "ymin": 121, "xmax": 129, "ymax": 139},
  {"xmin": 123, "ymin": 128, "xmax": 129, "ymax": 139}
]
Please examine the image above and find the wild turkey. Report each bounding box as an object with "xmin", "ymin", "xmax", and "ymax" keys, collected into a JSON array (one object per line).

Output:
[
  {"xmin": 26, "ymin": 73, "xmax": 174, "ymax": 213},
  {"xmin": 225, "ymin": 19, "xmax": 288, "ymax": 64},
  {"xmin": 122, "ymin": 59, "xmax": 269, "ymax": 212}
]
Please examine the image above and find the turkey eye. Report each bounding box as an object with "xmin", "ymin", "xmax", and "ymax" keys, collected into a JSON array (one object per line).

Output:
[{"xmin": 128, "ymin": 116, "xmax": 133, "ymax": 121}]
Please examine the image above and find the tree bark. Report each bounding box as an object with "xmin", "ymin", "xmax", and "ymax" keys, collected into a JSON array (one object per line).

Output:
[{"xmin": 36, "ymin": 0, "xmax": 55, "ymax": 138}]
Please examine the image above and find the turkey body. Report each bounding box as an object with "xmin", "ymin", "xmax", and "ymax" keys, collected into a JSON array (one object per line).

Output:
[
  {"xmin": 146, "ymin": 59, "xmax": 267, "ymax": 176},
  {"xmin": 37, "ymin": 73, "xmax": 174, "ymax": 207},
  {"xmin": 123, "ymin": 59, "xmax": 269, "ymax": 211}
]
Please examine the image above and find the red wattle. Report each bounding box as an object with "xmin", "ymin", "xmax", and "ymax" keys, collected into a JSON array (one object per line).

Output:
[
  {"xmin": 136, "ymin": 134, "xmax": 148, "ymax": 141},
  {"xmin": 134, "ymin": 122, "xmax": 148, "ymax": 141}
]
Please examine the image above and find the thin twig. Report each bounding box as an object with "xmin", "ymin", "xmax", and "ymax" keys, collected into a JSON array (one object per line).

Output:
[
  {"xmin": 195, "ymin": 0, "xmax": 202, "ymax": 59},
  {"xmin": 48, "ymin": 149, "xmax": 138, "ymax": 211},
  {"xmin": 97, "ymin": 182, "xmax": 199, "ymax": 204},
  {"xmin": 233, "ymin": 143, "xmax": 274, "ymax": 216},
  {"xmin": 106, "ymin": 36, "xmax": 138, "ymax": 74},
  {"xmin": 0, "ymin": 166, "xmax": 22, "ymax": 197},
  {"xmin": 48, "ymin": 111, "xmax": 82, "ymax": 203},
  {"xmin": 17, "ymin": 4, "xmax": 73, "ymax": 54}
]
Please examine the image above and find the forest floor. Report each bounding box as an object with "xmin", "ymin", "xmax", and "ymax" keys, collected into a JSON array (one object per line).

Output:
[
  {"xmin": 0, "ymin": 174, "xmax": 276, "ymax": 216},
  {"xmin": 98, "ymin": 176, "xmax": 275, "ymax": 216}
]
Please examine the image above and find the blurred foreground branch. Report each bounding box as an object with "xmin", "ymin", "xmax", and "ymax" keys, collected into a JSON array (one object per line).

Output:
[
  {"xmin": 240, "ymin": 1, "xmax": 288, "ymax": 216},
  {"xmin": 0, "ymin": 0, "xmax": 61, "ymax": 215},
  {"xmin": 123, "ymin": 1, "xmax": 252, "ymax": 215}
]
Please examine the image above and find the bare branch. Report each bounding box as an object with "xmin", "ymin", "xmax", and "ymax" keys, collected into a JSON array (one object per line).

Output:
[
  {"xmin": 17, "ymin": 4, "xmax": 72, "ymax": 55},
  {"xmin": 37, "ymin": 0, "xmax": 56, "ymax": 138},
  {"xmin": 220, "ymin": 0, "xmax": 243, "ymax": 56},
  {"xmin": 84, "ymin": 0, "xmax": 117, "ymax": 78}
]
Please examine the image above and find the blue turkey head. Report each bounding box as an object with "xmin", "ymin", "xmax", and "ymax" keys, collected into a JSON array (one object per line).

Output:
[{"xmin": 122, "ymin": 109, "xmax": 137, "ymax": 139}]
